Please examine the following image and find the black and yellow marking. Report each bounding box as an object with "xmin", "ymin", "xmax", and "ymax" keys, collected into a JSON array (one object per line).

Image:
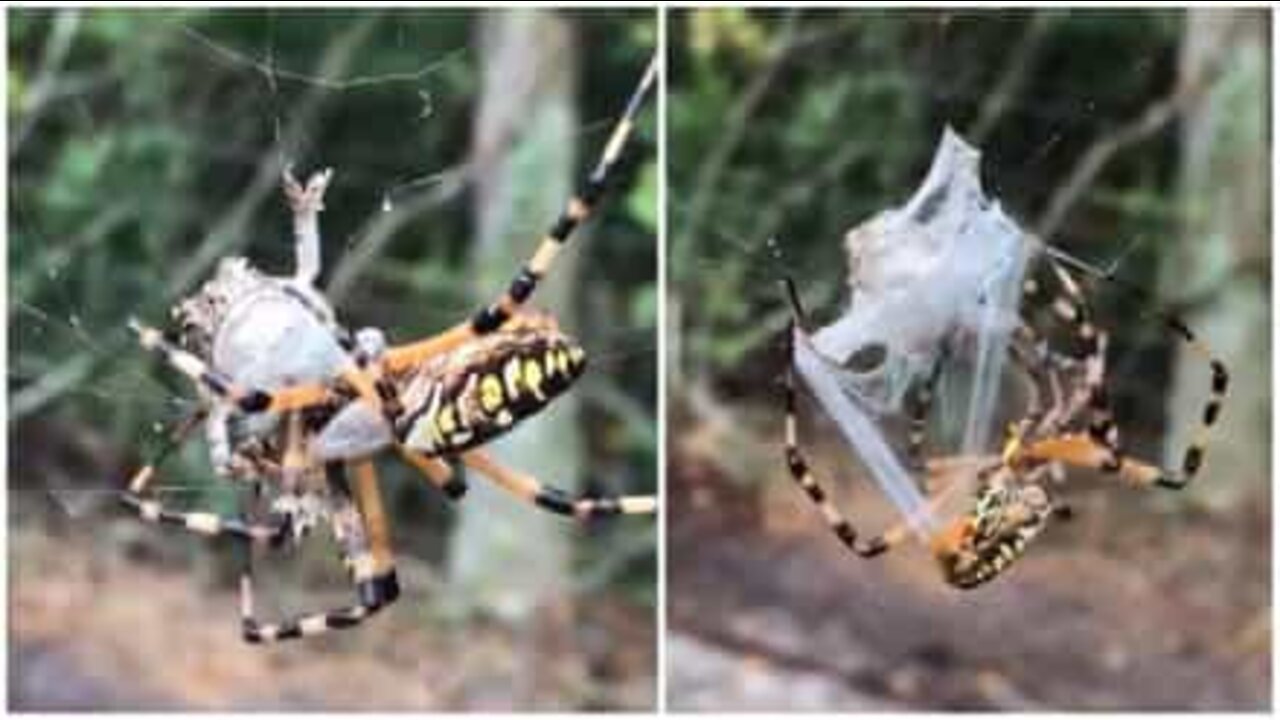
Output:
[
  {"xmin": 904, "ymin": 353, "xmax": 948, "ymax": 471},
  {"xmin": 384, "ymin": 58, "xmax": 655, "ymax": 371},
  {"xmin": 1156, "ymin": 346, "xmax": 1229, "ymax": 489},
  {"xmin": 1007, "ymin": 324, "xmax": 1058, "ymax": 431},
  {"xmin": 780, "ymin": 313, "xmax": 894, "ymax": 559},
  {"xmin": 783, "ymin": 419, "xmax": 891, "ymax": 558},
  {"xmin": 1027, "ymin": 278, "xmax": 1228, "ymax": 490},
  {"xmin": 1020, "ymin": 258, "xmax": 1125, "ymax": 475},
  {"xmin": 400, "ymin": 327, "xmax": 588, "ymax": 456},
  {"xmin": 469, "ymin": 56, "xmax": 657, "ymax": 338},
  {"xmin": 116, "ymin": 409, "xmax": 392, "ymax": 644},
  {"xmin": 1026, "ymin": 256, "xmax": 1230, "ymax": 491},
  {"xmin": 930, "ymin": 477, "xmax": 1056, "ymax": 590},
  {"xmin": 241, "ymin": 569, "xmax": 400, "ymax": 644},
  {"xmin": 936, "ymin": 520, "xmax": 1045, "ymax": 590},
  {"xmin": 131, "ymin": 319, "xmax": 243, "ymax": 403},
  {"xmin": 774, "ymin": 241, "xmax": 1231, "ymax": 590},
  {"xmin": 120, "ymin": 493, "xmax": 290, "ymax": 546},
  {"xmin": 130, "ymin": 318, "xmax": 336, "ymax": 416},
  {"xmin": 1022, "ymin": 259, "xmax": 1105, "ymax": 361},
  {"xmin": 118, "ymin": 409, "xmax": 291, "ymax": 546},
  {"xmin": 240, "ymin": 461, "xmax": 401, "ymax": 645}
]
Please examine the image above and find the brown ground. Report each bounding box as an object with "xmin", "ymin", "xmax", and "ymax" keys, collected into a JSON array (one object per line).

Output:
[
  {"xmin": 667, "ymin": 405, "xmax": 1270, "ymax": 711},
  {"xmin": 9, "ymin": 519, "xmax": 655, "ymax": 711}
]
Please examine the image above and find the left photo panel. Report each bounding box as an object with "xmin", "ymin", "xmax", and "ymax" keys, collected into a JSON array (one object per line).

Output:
[{"xmin": 10, "ymin": 8, "xmax": 658, "ymax": 711}]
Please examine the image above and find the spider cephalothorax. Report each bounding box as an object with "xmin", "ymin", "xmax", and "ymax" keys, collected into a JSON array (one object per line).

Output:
[{"xmin": 119, "ymin": 56, "xmax": 658, "ymax": 644}]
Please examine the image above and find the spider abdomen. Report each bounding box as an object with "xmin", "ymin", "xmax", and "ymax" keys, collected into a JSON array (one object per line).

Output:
[
  {"xmin": 935, "ymin": 528, "xmax": 1036, "ymax": 589},
  {"xmin": 396, "ymin": 315, "xmax": 587, "ymax": 456},
  {"xmin": 930, "ymin": 508, "xmax": 1050, "ymax": 589}
]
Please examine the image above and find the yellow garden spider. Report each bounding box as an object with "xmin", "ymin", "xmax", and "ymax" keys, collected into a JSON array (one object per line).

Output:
[
  {"xmin": 119, "ymin": 56, "xmax": 658, "ymax": 643},
  {"xmin": 779, "ymin": 245, "xmax": 1229, "ymax": 589}
]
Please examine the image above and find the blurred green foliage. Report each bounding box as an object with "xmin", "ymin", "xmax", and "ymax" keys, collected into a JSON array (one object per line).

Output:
[{"xmin": 10, "ymin": 8, "xmax": 655, "ymax": 600}]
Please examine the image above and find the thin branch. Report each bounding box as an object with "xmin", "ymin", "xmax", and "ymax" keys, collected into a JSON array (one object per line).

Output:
[
  {"xmin": 754, "ymin": 138, "xmax": 870, "ymax": 244},
  {"xmin": 10, "ymin": 204, "xmax": 135, "ymax": 306},
  {"xmin": 1034, "ymin": 17, "xmax": 1237, "ymax": 240},
  {"xmin": 575, "ymin": 528, "xmax": 657, "ymax": 595},
  {"xmin": 11, "ymin": 9, "xmax": 82, "ymax": 155},
  {"xmin": 11, "ymin": 353, "xmax": 98, "ymax": 422},
  {"xmin": 968, "ymin": 10, "xmax": 1055, "ymax": 144},
  {"xmin": 580, "ymin": 376, "xmax": 658, "ymax": 449},
  {"xmin": 675, "ymin": 11, "xmax": 802, "ymax": 263},
  {"xmin": 179, "ymin": 24, "xmax": 465, "ymax": 90},
  {"xmin": 326, "ymin": 163, "xmax": 469, "ymax": 304}
]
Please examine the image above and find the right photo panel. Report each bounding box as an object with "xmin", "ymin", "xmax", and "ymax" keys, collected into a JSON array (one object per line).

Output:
[{"xmin": 666, "ymin": 7, "xmax": 1270, "ymax": 712}]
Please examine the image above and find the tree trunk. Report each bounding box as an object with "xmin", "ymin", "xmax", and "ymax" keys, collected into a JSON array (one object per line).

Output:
[
  {"xmin": 1169, "ymin": 9, "xmax": 1270, "ymax": 509},
  {"xmin": 447, "ymin": 9, "xmax": 583, "ymax": 620}
]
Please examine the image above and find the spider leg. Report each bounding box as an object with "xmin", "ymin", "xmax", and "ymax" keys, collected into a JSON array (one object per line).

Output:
[
  {"xmin": 1021, "ymin": 418, "xmax": 1219, "ymax": 491},
  {"xmin": 118, "ymin": 410, "xmax": 291, "ymax": 545},
  {"xmin": 781, "ymin": 275, "xmax": 983, "ymax": 557},
  {"xmin": 1023, "ymin": 257, "xmax": 1228, "ymax": 489},
  {"xmin": 778, "ymin": 278, "xmax": 901, "ymax": 556},
  {"xmin": 905, "ymin": 350, "xmax": 949, "ymax": 473},
  {"xmin": 1156, "ymin": 315, "xmax": 1230, "ymax": 488},
  {"xmin": 783, "ymin": 346, "xmax": 901, "ymax": 557},
  {"xmin": 1050, "ymin": 264, "xmax": 1122, "ymax": 459},
  {"xmin": 778, "ymin": 275, "xmax": 1018, "ymax": 560},
  {"xmin": 1018, "ymin": 432, "xmax": 1163, "ymax": 487},
  {"xmin": 460, "ymin": 448, "xmax": 656, "ymax": 520},
  {"xmin": 121, "ymin": 493, "xmax": 291, "ymax": 544},
  {"xmin": 240, "ymin": 459, "xmax": 399, "ymax": 644},
  {"xmin": 396, "ymin": 446, "xmax": 468, "ymax": 500},
  {"xmin": 1016, "ymin": 259, "xmax": 1131, "ymax": 500},
  {"xmin": 383, "ymin": 56, "xmax": 658, "ymax": 373},
  {"xmin": 122, "ymin": 407, "xmax": 205, "ymax": 495},
  {"xmin": 130, "ymin": 319, "xmax": 389, "ymax": 419},
  {"xmin": 1023, "ymin": 259, "xmax": 1119, "ymax": 449},
  {"xmin": 129, "ymin": 319, "xmax": 328, "ymax": 411},
  {"xmin": 280, "ymin": 410, "xmax": 309, "ymax": 492}
]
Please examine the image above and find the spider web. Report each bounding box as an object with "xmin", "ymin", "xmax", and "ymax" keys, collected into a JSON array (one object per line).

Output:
[
  {"xmin": 8, "ymin": 13, "xmax": 453, "ymax": 516},
  {"xmin": 792, "ymin": 128, "xmax": 1033, "ymax": 536}
]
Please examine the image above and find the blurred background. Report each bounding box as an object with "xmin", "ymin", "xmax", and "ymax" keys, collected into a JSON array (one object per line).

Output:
[
  {"xmin": 10, "ymin": 8, "xmax": 655, "ymax": 711},
  {"xmin": 667, "ymin": 8, "xmax": 1268, "ymax": 711}
]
